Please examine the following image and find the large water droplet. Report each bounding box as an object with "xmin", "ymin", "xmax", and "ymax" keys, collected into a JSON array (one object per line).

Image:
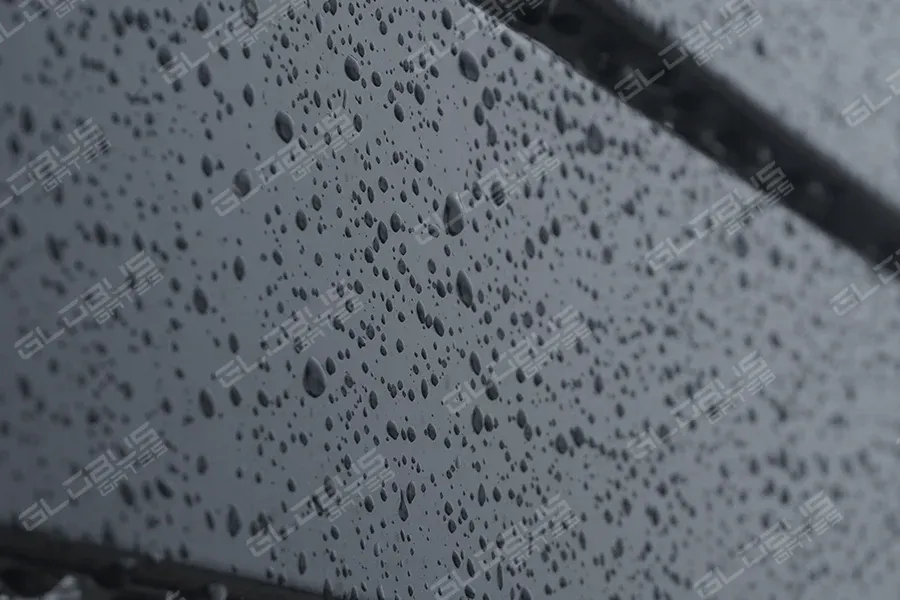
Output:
[
  {"xmin": 458, "ymin": 51, "xmax": 480, "ymax": 82},
  {"xmin": 298, "ymin": 552, "xmax": 308, "ymax": 574},
  {"xmin": 472, "ymin": 406, "xmax": 484, "ymax": 434},
  {"xmin": 344, "ymin": 55, "xmax": 361, "ymax": 81},
  {"xmin": 193, "ymin": 287, "xmax": 209, "ymax": 314},
  {"xmin": 303, "ymin": 358, "xmax": 327, "ymax": 397},
  {"xmin": 233, "ymin": 170, "xmax": 252, "ymax": 197},
  {"xmin": 275, "ymin": 111, "xmax": 294, "ymax": 143},
  {"xmin": 442, "ymin": 194, "xmax": 465, "ymax": 236},
  {"xmin": 398, "ymin": 494, "xmax": 409, "ymax": 521},
  {"xmin": 456, "ymin": 271, "xmax": 473, "ymax": 307},
  {"xmin": 194, "ymin": 4, "xmax": 210, "ymax": 31},
  {"xmin": 586, "ymin": 123, "xmax": 605, "ymax": 154}
]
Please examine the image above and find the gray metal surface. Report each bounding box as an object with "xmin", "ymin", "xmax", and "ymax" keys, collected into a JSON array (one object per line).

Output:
[{"xmin": 0, "ymin": 1, "xmax": 898, "ymax": 600}]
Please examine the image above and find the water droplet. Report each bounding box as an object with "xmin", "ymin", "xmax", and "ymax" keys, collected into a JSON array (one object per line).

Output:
[
  {"xmin": 275, "ymin": 111, "xmax": 294, "ymax": 143},
  {"xmin": 303, "ymin": 358, "xmax": 327, "ymax": 397},
  {"xmin": 226, "ymin": 505, "xmax": 242, "ymax": 537},
  {"xmin": 233, "ymin": 170, "xmax": 252, "ymax": 197},
  {"xmin": 198, "ymin": 63, "xmax": 211, "ymax": 86},
  {"xmin": 586, "ymin": 123, "xmax": 605, "ymax": 154},
  {"xmin": 296, "ymin": 209, "xmax": 308, "ymax": 230},
  {"xmin": 442, "ymin": 194, "xmax": 465, "ymax": 236},
  {"xmin": 554, "ymin": 433, "xmax": 569, "ymax": 453},
  {"xmin": 386, "ymin": 420, "xmax": 399, "ymax": 439},
  {"xmin": 199, "ymin": 390, "xmax": 215, "ymax": 419},
  {"xmin": 298, "ymin": 552, "xmax": 308, "ymax": 574},
  {"xmin": 344, "ymin": 55, "xmax": 361, "ymax": 81},
  {"xmin": 456, "ymin": 271, "xmax": 473, "ymax": 307},
  {"xmin": 194, "ymin": 4, "xmax": 210, "ymax": 31},
  {"xmin": 472, "ymin": 406, "xmax": 484, "ymax": 434},
  {"xmin": 193, "ymin": 288, "xmax": 209, "ymax": 314},
  {"xmin": 398, "ymin": 494, "xmax": 409, "ymax": 521},
  {"xmin": 459, "ymin": 51, "xmax": 480, "ymax": 82}
]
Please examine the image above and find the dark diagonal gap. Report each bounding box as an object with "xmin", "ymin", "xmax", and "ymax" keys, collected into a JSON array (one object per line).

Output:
[
  {"xmin": 475, "ymin": 0, "xmax": 900, "ymax": 265},
  {"xmin": 0, "ymin": 527, "xmax": 322, "ymax": 600}
]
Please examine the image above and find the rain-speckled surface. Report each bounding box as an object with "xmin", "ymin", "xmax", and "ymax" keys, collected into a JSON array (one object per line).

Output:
[{"xmin": 1, "ymin": 1, "xmax": 899, "ymax": 600}]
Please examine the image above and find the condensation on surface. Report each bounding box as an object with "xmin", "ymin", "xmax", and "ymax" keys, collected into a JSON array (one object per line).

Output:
[{"xmin": 0, "ymin": 2, "xmax": 898, "ymax": 600}]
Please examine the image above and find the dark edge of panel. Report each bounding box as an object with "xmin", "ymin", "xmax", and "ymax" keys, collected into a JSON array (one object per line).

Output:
[
  {"xmin": 476, "ymin": 0, "xmax": 900, "ymax": 265},
  {"xmin": 0, "ymin": 527, "xmax": 322, "ymax": 600}
]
